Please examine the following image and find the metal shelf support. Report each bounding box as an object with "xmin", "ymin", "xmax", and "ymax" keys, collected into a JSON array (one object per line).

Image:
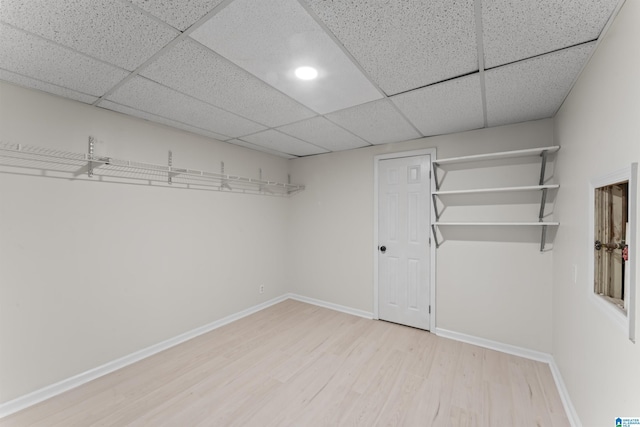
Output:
[
  {"xmin": 540, "ymin": 225, "xmax": 548, "ymax": 252},
  {"xmin": 0, "ymin": 141, "xmax": 304, "ymax": 197},
  {"xmin": 431, "ymin": 224, "xmax": 440, "ymax": 249},
  {"xmin": 432, "ymin": 194, "xmax": 440, "ymax": 222},
  {"xmin": 88, "ymin": 136, "xmax": 94, "ymax": 178},
  {"xmin": 220, "ymin": 161, "xmax": 232, "ymax": 191},
  {"xmin": 539, "ymin": 149, "xmax": 549, "ymax": 252}
]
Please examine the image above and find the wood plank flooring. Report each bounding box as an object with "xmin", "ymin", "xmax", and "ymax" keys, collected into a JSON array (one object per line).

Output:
[{"xmin": 0, "ymin": 300, "xmax": 569, "ymax": 426}]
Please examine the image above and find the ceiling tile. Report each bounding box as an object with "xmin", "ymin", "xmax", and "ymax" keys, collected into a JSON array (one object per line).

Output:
[
  {"xmin": 127, "ymin": 0, "xmax": 225, "ymax": 31},
  {"xmin": 485, "ymin": 43, "xmax": 594, "ymax": 127},
  {"xmin": 277, "ymin": 117, "xmax": 369, "ymax": 152},
  {"xmin": 483, "ymin": 0, "xmax": 619, "ymax": 68},
  {"xmin": 325, "ymin": 99, "xmax": 421, "ymax": 145},
  {"xmin": 227, "ymin": 139, "xmax": 297, "ymax": 159},
  {"xmin": 0, "ymin": 0, "xmax": 179, "ymax": 70},
  {"xmin": 190, "ymin": 0, "xmax": 382, "ymax": 114},
  {"xmin": 0, "ymin": 24, "xmax": 129, "ymax": 96},
  {"xmin": 392, "ymin": 74, "xmax": 484, "ymax": 136},
  {"xmin": 141, "ymin": 38, "xmax": 316, "ymax": 127},
  {"xmin": 104, "ymin": 76, "xmax": 266, "ymax": 138},
  {"xmin": 242, "ymin": 130, "xmax": 328, "ymax": 157},
  {"xmin": 0, "ymin": 69, "xmax": 98, "ymax": 104},
  {"xmin": 304, "ymin": 0, "xmax": 477, "ymax": 95},
  {"xmin": 99, "ymin": 100, "xmax": 231, "ymax": 141}
]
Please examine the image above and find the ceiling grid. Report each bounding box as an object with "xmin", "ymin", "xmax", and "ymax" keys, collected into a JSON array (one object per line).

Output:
[
  {"xmin": 91, "ymin": 0, "xmax": 237, "ymax": 106},
  {"xmin": 294, "ymin": 0, "xmax": 387, "ymax": 100},
  {"xmin": 0, "ymin": 0, "xmax": 623, "ymax": 157},
  {"xmin": 474, "ymin": 0, "xmax": 489, "ymax": 128}
]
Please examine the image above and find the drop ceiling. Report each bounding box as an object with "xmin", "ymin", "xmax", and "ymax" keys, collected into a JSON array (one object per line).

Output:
[{"xmin": 0, "ymin": 0, "xmax": 621, "ymax": 158}]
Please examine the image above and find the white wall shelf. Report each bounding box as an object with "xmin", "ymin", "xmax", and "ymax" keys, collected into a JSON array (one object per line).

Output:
[
  {"xmin": 435, "ymin": 222, "xmax": 560, "ymax": 226},
  {"xmin": 432, "ymin": 146, "xmax": 560, "ymax": 166},
  {"xmin": 0, "ymin": 139, "xmax": 304, "ymax": 197},
  {"xmin": 433, "ymin": 184, "xmax": 559, "ymax": 196},
  {"xmin": 431, "ymin": 146, "xmax": 560, "ymax": 251}
]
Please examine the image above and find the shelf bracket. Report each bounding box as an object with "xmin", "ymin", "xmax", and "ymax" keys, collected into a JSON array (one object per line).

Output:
[
  {"xmin": 432, "ymin": 194, "xmax": 440, "ymax": 222},
  {"xmin": 259, "ymin": 168, "xmax": 273, "ymax": 194},
  {"xmin": 431, "ymin": 224, "xmax": 440, "ymax": 249},
  {"xmin": 538, "ymin": 150, "xmax": 549, "ymax": 252},
  {"xmin": 540, "ymin": 225, "xmax": 548, "ymax": 252},
  {"xmin": 538, "ymin": 150, "xmax": 548, "ymax": 185},
  {"xmin": 220, "ymin": 161, "xmax": 232, "ymax": 191},
  {"xmin": 168, "ymin": 150, "xmax": 173, "ymax": 184},
  {"xmin": 432, "ymin": 164, "xmax": 440, "ymax": 191},
  {"xmin": 88, "ymin": 136, "xmax": 94, "ymax": 178},
  {"xmin": 538, "ymin": 188, "xmax": 548, "ymax": 220}
]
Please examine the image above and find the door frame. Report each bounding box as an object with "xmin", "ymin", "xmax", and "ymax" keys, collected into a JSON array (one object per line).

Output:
[{"xmin": 373, "ymin": 148, "xmax": 437, "ymax": 330}]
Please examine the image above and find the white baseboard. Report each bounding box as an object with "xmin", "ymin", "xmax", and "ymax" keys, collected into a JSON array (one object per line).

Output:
[
  {"xmin": 434, "ymin": 327, "xmax": 580, "ymax": 427},
  {"xmin": 0, "ymin": 294, "xmax": 289, "ymax": 419},
  {"xmin": 547, "ymin": 358, "xmax": 582, "ymax": 427},
  {"xmin": 286, "ymin": 293, "xmax": 374, "ymax": 319},
  {"xmin": 434, "ymin": 327, "xmax": 552, "ymax": 363}
]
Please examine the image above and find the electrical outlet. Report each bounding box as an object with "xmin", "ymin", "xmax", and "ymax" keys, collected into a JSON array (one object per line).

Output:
[{"xmin": 259, "ymin": 285, "xmax": 264, "ymax": 294}]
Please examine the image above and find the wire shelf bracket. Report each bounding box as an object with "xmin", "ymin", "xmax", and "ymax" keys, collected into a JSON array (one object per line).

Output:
[{"xmin": 0, "ymin": 138, "xmax": 305, "ymax": 198}]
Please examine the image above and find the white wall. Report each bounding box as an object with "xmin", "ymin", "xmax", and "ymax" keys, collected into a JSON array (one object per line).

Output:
[
  {"xmin": 289, "ymin": 119, "xmax": 555, "ymax": 353},
  {"xmin": 0, "ymin": 82, "xmax": 290, "ymax": 403},
  {"xmin": 552, "ymin": 0, "xmax": 640, "ymax": 424}
]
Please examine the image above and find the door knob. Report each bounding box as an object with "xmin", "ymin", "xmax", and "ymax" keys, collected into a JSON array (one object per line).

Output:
[{"xmin": 379, "ymin": 245, "xmax": 387, "ymax": 254}]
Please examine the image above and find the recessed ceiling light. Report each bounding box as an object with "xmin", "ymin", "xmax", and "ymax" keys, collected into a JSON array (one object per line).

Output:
[{"xmin": 294, "ymin": 66, "xmax": 318, "ymax": 80}]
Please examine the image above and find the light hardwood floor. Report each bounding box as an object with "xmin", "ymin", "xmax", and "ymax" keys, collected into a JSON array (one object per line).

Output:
[{"xmin": 1, "ymin": 300, "xmax": 569, "ymax": 426}]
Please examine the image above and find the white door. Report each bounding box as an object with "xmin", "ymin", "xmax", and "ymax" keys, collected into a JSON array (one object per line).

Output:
[{"xmin": 378, "ymin": 155, "xmax": 431, "ymax": 330}]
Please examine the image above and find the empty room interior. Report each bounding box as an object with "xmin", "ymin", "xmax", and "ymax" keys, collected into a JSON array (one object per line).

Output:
[{"xmin": 0, "ymin": 0, "xmax": 639, "ymax": 426}]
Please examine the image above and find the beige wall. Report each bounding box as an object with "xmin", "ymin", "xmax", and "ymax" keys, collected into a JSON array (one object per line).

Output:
[
  {"xmin": 0, "ymin": 82, "xmax": 291, "ymax": 402},
  {"xmin": 1, "ymin": 82, "xmax": 557, "ymax": 405},
  {"xmin": 552, "ymin": 0, "xmax": 640, "ymax": 424},
  {"xmin": 289, "ymin": 119, "xmax": 555, "ymax": 353}
]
